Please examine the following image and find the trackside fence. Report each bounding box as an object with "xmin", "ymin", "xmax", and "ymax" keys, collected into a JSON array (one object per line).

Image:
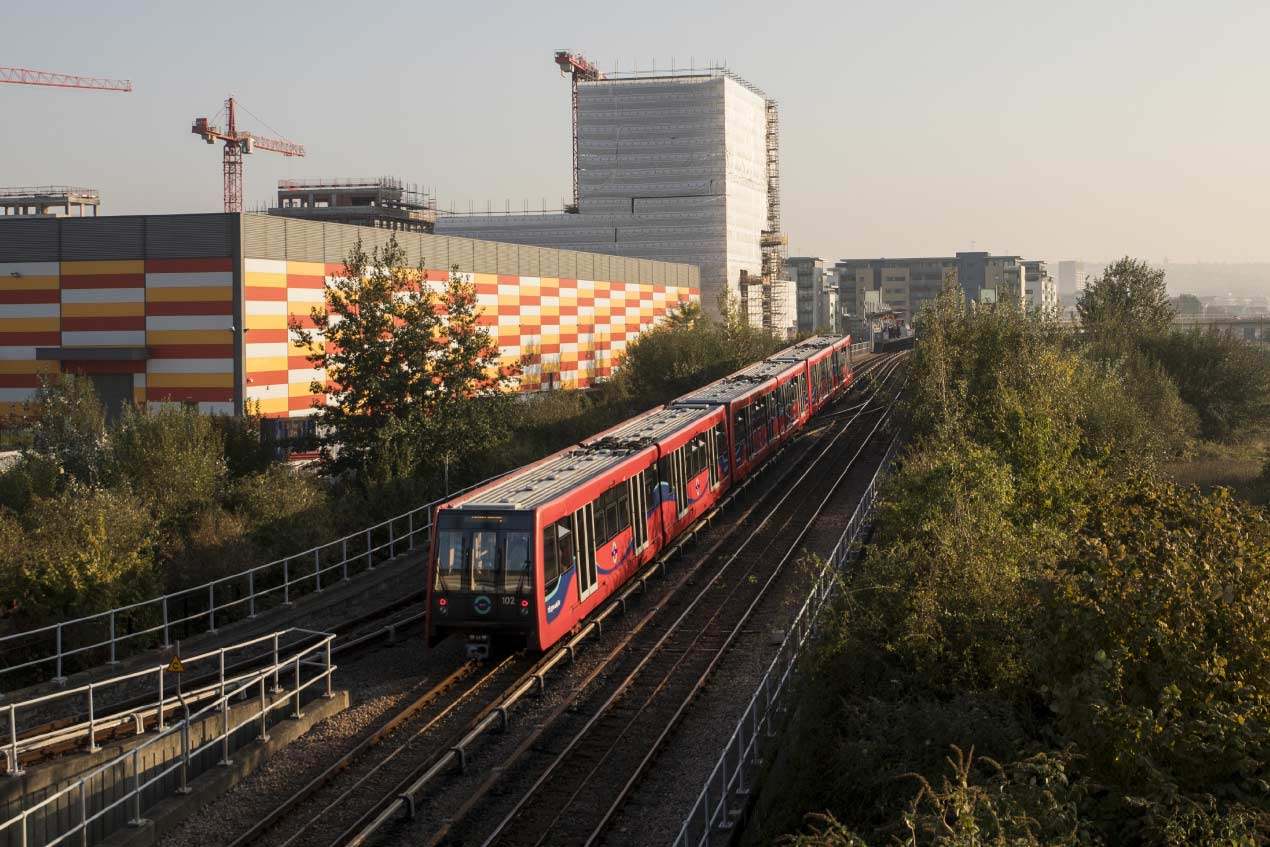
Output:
[
  {"xmin": 673, "ymin": 435, "xmax": 900, "ymax": 847},
  {"xmin": 0, "ymin": 473, "xmax": 505, "ymax": 693},
  {"xmin": 0, "ymin": 630, "xmax": 335, "ymax": 847},
  {"xmin": 2, "ymin": 629, "xmax": 322, "ymax": 776}
]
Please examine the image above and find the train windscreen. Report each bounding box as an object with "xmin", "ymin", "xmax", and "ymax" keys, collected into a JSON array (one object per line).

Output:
[{"xmin": 433, "ymin": 511, "xmax": 535, "ymax": 594}]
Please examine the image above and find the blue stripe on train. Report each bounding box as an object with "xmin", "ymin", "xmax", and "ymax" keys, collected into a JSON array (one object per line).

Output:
[{"xmin": 544, "ymin": 566, "xmax": 577, "ymax": 623}]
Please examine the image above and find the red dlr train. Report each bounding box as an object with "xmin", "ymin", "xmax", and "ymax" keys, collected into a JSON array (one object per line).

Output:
[{"xmin": 426, "ymin": 335, "xmax": 855, "ymax": 656}]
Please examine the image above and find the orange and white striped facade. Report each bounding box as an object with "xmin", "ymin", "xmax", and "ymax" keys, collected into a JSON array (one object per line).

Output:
[{"xmin": 0, "ymin": 214, "xmax": 699, "ymax": 419}]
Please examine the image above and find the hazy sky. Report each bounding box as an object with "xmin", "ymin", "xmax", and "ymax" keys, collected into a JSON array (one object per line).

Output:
[{"xmin": 3, "ymin": 1, "xmax": 1268, "ymax": 265}]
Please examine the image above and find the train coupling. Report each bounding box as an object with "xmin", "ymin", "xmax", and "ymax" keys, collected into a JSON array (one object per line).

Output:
[{"xmin": 466, "ymin": 634, "xmax": 491, "ymax": 661}]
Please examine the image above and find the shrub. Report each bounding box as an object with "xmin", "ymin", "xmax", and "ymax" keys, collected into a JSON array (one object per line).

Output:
[
  {"xmin": 1139, "ymin": 329, "xmax": 1270, "ymax": 441},
  {"xmin": 4, "ymin": 486, "xmax": 158, "ymax": 625},
  {"xmin": 29, "ymin": 373, "xmax": 111, "ymax": 486},
  {"xmin": 111, "ymin": 404, "xmax": 226, "ymax": 525},
  {"xmin": 162, "ymin": 505, "xmax": 263, "ymax": 590},
  {"xmin": 228, "ymin": 465, "xmax": 332, "ymax": 559}
]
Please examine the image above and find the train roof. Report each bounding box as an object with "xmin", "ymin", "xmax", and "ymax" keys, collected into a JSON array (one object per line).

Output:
[
  {"xmin": 454, "ymin": 446, "xmax": 635, "ymax": 511},
  {"xmin": 769, "ymin": 335, "xmax": 846, "ymax": 362},
  {"xmin": 673, "ymin": 359, "xmax": 797, "ymax": 407},
  {"xmin": 586, "ymin": 404, "xmax": 716, "ymax": 448}
]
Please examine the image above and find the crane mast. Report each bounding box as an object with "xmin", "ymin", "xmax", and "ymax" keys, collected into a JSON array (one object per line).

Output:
[
  {"xmin": 191, "ymin": 97, "xmax": 305, "ymax": 213},
  {"xmin": 554, "ymin": 51, "xmax": 603, "ymax": 213}
]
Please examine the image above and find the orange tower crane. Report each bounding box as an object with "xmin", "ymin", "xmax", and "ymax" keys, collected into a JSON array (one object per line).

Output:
[
  {"xmin": 0, "ymin": 66, "xmax": 132, "ymax": 91},
  {"xmin": 191, "ymin": 97, "xmax": 305, "ymax": 213},
  {"xmin": 553, "ymin": 51, "xmax": 603, "ymax": 212}
]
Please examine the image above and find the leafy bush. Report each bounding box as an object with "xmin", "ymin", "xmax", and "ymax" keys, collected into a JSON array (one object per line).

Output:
[
  {"xmin": 111, "ymin": 404, "xmax": 226, "ymax": 524},
  {"xmin": 29, "ymin": 373, "xmax": 112, "ymax": 486},
  {"xmin": 1139, "ymin": 329, "xmax": 1270, "ymax": 441},
  {"xmin": 227, "ymin": 464, "xmax": 332, "ymax": 559},
  {"xmin": 1, "ymin": 486, "xmax": 158, "ymax": 624}
]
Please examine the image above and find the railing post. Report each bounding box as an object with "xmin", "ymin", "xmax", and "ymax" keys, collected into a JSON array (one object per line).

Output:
[
  {"xmin": 219, "ymin": 687, "xmax": 232, "ymax": 767},
  {"xmin": 314, "ymin": 549, "xmax": 322, "ymax": 593},
  {"xmin": 365, "ymin": 529, "xmax": 374, "ymax": 569},
  {"xmin": 388, "ymin": 521, "xmax": 396, "ymax": 559},
  {"xmin": 408, "ymin": 512, "xmax": 414, "ymax": 549},
  {"xmin": 341, "ymin": 538, "xmax": 349, "ymax": 582},
  {"xmin": 324, "ymin": 639, "xmax": 333, "ymax": 699},
  {"xmin": 258, "ymin": 676, "xmax": 271, "ymax": 743},
  {"xmin": 8, "ymin": 703, "xmax": 23, "ymax": 776},
  {"xmin": 79, "ymin": 780, "xmax": 88, "ymax": 846},
  {"xmin": 86, "ymin": 683, "xmax": 100, "ymax": 752},
  {"xmin": 161, "ymin": 596, "xmax": 170, "ymax": 648},
  {"xmin": 128, "ymin": 747, "xmax": 148, "ymax": 826},
  {"xmin": 54, "ymin": 623, "xmax": 65, "ymax": 684},
  {"xmin": 290, "ymin": 656, "xmax": 304, "ymax": 719},
  {"xmin": 271, "ymin": 633, "xmax": 282, "ymax": 693},
  {"xmin": 207, "ymin": 583, "xmax": 216, "ymax": 633},
  {"xmin": 176, "ymin": 714, "xmax": 191, "ymax": 795},
  {"xmin": 248, "ymin": 571, "xmax": 256, "ymax": 618},
  {"xmin": 108, "ymin": 610, "xmax": 118, "ymax": 665},
  {"xmin": 283, "ymin": 559, "xmax": 291, "ymax": 606},
  {"xmin": 156, "ymin": 667, "xmax": 166, "ymax": 732}
]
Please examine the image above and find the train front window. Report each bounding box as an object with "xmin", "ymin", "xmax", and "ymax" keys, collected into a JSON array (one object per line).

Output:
[
  {"xmin": 504, "ymin": 532, "xmax": 531, "ymax": 593},
  {"xmin": 436, "ymin": 531, "xmax": 465, "ymax": 590},
  {"xmin": 471, "ymin": 530, "xmax": 498, "ymax": 591}
]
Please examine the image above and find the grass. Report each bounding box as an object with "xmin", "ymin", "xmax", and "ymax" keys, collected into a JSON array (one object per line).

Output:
[{"xmin": 1164, "ymin": 427, "xmax": 1270, "ymax": 505}]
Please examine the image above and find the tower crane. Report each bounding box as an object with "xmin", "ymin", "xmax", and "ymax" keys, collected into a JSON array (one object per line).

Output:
[
  {"xmin": 0, "ymin": 66, "xmax": 132, "ymax": 91},
  {"xmin": 553, "ymin": 51, "xmax": 603, "ymax": 212},
  {"xmin": 191, "ymin": 97, "xmax": 305, "ymax": 213}
]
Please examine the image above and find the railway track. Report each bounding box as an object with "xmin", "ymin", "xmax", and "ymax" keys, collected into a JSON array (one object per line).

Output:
[
  {"xmin": 223, "ymin": 653, "xmax": 534, "ymax": 847},
  {"xmin": 340, "ymin": 352, "xmax": 907, "ymax": 847},
  {"xmin": 200, "ymin": 352, "xmax": 901, "ymax": 847}
]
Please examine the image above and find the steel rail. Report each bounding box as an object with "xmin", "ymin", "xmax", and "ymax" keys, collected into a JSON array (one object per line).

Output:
[
  {"xmin": 223, "ymin": 656, "xmax": 510, "ymax": 847},
  {"xmin": 357, "ymin": 354, "xmax": 906, "ymax": 847},
  {"xmin": 475, "ymin": 357, "xmax": 907, "ymax": 847}
]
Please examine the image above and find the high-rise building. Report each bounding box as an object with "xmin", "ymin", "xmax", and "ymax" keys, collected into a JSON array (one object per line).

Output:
[
  {"xmin": 1057, "ymin": 260, "xmax": 1084, "ymax": 295},
  {"xmin": 785, "ymin": 256, "xmax": 839, "ymax": 332},
  {"xmin": 435, "ymin": 67, "xmax": 772, "ymax": 320},
  {"xmin": 1022, "ymin": 260, "xmax": 1058, "ymax": 311},
  {"xmin": 834, "ymin": 251, "xmax": 1033, "ymax": 324}
]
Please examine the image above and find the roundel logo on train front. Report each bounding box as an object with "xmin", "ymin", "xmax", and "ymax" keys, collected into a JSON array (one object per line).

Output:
[{"xmin": 472, "ymin": 595, "xmax": 493, "ymax": 615}]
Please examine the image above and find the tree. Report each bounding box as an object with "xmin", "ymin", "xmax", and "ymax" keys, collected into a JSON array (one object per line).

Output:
[
  {"xmin": 28, "ymin": 373, "xmax": 111, "ymax": 487},
  {"xmin": 293, "ymin": 235, "xmax": 515, "ymax": 486},
  {"xmin": 1139, "ymin": 328, "xmax": 1270, "ymax": 441},
  {"xmin": 1077, "ymin": 257, "xmax": 1175, "ymax": 341}
]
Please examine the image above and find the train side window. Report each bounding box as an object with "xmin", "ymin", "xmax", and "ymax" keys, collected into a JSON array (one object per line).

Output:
[
  {"xmin": 594, "ymin": 494, "xmax": 609, "ymax": 544},
  {"xmin": 543, "ymin": 524, "xmax": 560, "ymax": 594},
  {"xmin": 605, "ymin": 497, "xmax": 620, "ymax": 541},
  {"xmin": 471, "ymin": 530, "xmax": 498, "ymax": 591},
  {"xmin": 616, "ymin": 487, "xmax": 630, "ymax": 533}
]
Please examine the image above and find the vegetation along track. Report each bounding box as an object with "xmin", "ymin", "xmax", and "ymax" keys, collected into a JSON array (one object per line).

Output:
[{"xmin": 348, "ymin": 352, "xmax": 907, "ymax": 847}]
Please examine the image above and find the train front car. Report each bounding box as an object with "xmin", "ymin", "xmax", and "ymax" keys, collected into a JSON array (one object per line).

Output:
[
  {"xmin": 427, "ymin": 502, "xmax": 539, "ymax": 659},
  {"xmin": 426, "ymin": 440, "xmax": 660, "ymax": 657}
]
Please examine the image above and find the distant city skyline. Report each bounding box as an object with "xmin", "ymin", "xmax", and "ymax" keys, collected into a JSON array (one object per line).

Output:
[{"xmin": 4, "ymin": 1, "xmax": 1269, "ymax": 268}]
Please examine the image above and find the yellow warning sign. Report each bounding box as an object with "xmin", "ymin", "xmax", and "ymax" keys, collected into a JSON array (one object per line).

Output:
[{"xmin": 167, "ymin": 656, "xmax": 185, "ymax": 674}]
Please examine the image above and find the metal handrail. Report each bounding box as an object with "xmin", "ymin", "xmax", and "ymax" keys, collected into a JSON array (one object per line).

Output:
[
  {"xmin": 0, "ymin": 471, "xmax": 508, "ymax": 691},
  {"xmin": 0, "ymin": 630, "xmax": 336, "ymax": 847},
  {"xmin": 673, "ymin": 435, "xmax": 900, "ymax": 847},
  {"xmin": 3, "ymin": 628, "xmax": 321, "ymax": 775}
]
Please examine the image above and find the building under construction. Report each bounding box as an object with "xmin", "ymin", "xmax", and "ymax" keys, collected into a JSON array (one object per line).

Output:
[
  {"xmin": 268, "ymin": 177, "xmax": 438, "ymax": 232},
  {"xmin": 0, "ymin": 186, "xmax": 101, "ymax": 218},
  {"xmin": 436, "ymin": 61, "xmax": 793, "ymax": 334}
]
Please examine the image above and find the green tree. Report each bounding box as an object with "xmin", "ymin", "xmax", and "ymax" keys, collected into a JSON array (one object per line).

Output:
[
  {"xmin": 111, "ymin": 404, "xmax": 226, "ymax": 525},
  {"xmin": 1077, "ymin": 257, "xmax": 1175, "ymax": 341},
  {"xmin": 28, "ymin": 373, "xmax": 111, "ymax": 486},
  {"xmin": 1139, "ymin": 328, "xmax": 1270, "ymax": 441},
  {"xmin": 293, "ymin": 234, "xmax": 514, "ymax": 485}
]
